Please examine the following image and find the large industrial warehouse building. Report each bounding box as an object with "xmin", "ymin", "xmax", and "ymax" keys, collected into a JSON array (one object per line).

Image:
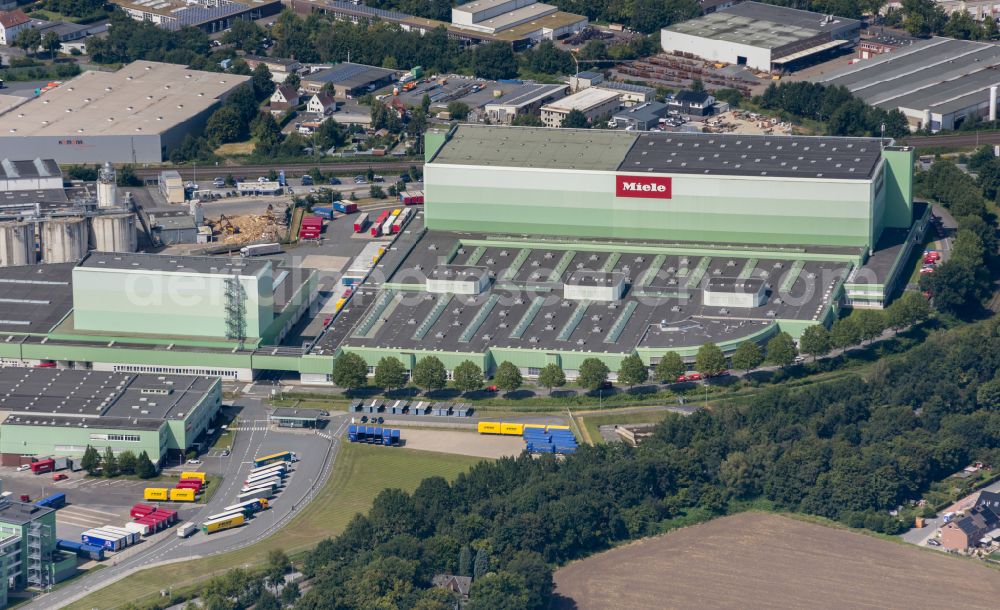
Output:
[
  {"xmin": 0, "ymin": 61, "xmax": 250, "ymax": 163},
  {"xmin": 0, "ymin": 368, "xmax": 221, "ymax": 466},
  {"xmin": 818, "ymin": 37, "xmax": 1000, "ymax": 132},
  {"xmin": 661, "ymin": 2, "xmax": 860, "ymax": 72},
  {"xmin": 0, "ymin": 126, "xmax": 925, "ymax": 385}
]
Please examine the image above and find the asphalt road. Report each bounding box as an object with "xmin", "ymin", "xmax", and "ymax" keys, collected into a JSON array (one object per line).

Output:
[
  {"xmin": 29, "ymin": 398, "xmax": 346, "ymax": 610},
  {"xmin": 132, "ymin": 161, "xmax": 417, "ymax": 181}
]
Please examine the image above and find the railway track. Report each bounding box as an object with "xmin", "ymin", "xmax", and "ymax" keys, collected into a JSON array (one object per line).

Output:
[{"xmin": 130, "ymin": 160, "xmax": 419, "ymax": 180}]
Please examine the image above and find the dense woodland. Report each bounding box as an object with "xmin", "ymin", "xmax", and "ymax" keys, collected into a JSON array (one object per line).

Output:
[{"xmin": 281, "ymin": 319, "xmax": 1000, "ymax": 610}]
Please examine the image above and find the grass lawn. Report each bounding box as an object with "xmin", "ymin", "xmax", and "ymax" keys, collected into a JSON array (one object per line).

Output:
[
  {"xmin": 214, "ymin": 141, "xmax": 255, "ymax": 156},
  {"xmin": 579, "ymin": 410, "xmax": 675, "ymax": 445},
  {"xmin": 64, "ymin": 444, "xmax": 483, "ymax": 610}
]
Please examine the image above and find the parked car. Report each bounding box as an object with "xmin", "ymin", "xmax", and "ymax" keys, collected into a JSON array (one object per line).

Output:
[
  {"xmin": 52, "ymin": 473, "xmax": 68, "ymax": 482},
  {"xmin": 928, "ymin": 539, "xmax": 941, "ymax": 547},
  {"xmin": 599, "ymin": 380, "xmax": 613, "ymax": 390},
  {"xmin": 329, "ymin": 177, "xmax": 341, "ymax": 185},
  {"xmin": 685, "ymin": 373, "xmax": 702, "ymax": 382},
  {"xmin": 485, "ymin": 385, "xmax": 498, "ymax": 392},
  {"xmin": 187, "ymin": 459, "xmax": 202, "ymax": 465},
  {"xmin": 16, "ymin": 464, "xmax": 30, "ymax": 472}
]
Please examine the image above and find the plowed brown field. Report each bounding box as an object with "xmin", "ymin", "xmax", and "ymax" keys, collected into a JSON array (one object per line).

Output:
[{"xmin": 553, "ymin": 512, "xmax": 1000, "ymax": 609}]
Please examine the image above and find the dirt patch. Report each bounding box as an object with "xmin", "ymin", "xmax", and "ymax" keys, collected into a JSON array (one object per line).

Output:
[
  {"xmin": 400, "ymin": 429, "xmax": 522, "ymax": 459},
  {"xmin": 553, "ymin": 512, "xmax": 1000, "ymax": 610}
]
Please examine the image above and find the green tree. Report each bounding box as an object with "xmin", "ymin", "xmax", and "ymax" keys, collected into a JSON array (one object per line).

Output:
[
  {"xmin": 251, "ymin": 113, "xmax": 281, "ymax": 155},
  {"xmin": 473, "ymin": 547, "xmax": 490, "ymax": 580},
  {"xmin": 695, "ymin": 342, "xmax": 727, "ymax": 377},
  {"xmin": 446, "ymin": 101, "xmax": 470, "ymax": 120},
  {"xmin": 493, "ymin": 361, "xmax": 523, "ymax": 394},
  {"xmin": 731, "ymin": 341, "xmax": 764, "ymax": 372},
  {"xmin": 222, "ymin": 19, "xmax": 265, "ymax": 51},
  {"xmin": 537, "ymin": 363, "xmax": 566, "ymax": 392},
  {"xmin": 577, "ymin": 357, "xmax": 610, "ymax": 391},
  {"xmin": 369, "ymin": 185, "xmax": 387, "ymax": 199},
  {"xmin": 853, "ymin": 309, "xmax": 886, "ymax": 344},
  {"xmin": 655, "ymin": 351, "xmax": 686, "ymax": 382},
  {"xmin": 467, "ymin": 572, "xmax": 530, "ymax": 610},
  {"xmin": 14, "ymin": 28, "xmax": 41, "ymax": 57},
  {"xmin": 512, "ymin": 113, "xmax": 544, "ymax": 127},
  {"xmin": 412, "ymin": 356, "xmax": 447, "ymax": 392},
  {"xmin": 830, "ymin": 315, "xmax": 861, "ymax": 349},
  {"xmin": 504, "ymin": 551, "xmax": 553, "ymax": 610},
  {"xmin": 250, "ymin": 63, "xmax": 276, "ymax": 100},
  {"xmin": 331, "ymin": 352, "xmax": 368, "ymax": 391},
  {"xmin": 617, "ymin": 354, "xmax": 648, "ymax": 387},
  {"xmin": 256, "ymin": 590, "xmax": 280, "ymax": 610},
  {"xmin": 102, "ymin": 447, "xmax": 119, "ymax": 478},
  {"xmin": 561, "ymin": 109, "xmax": 590, "ymax": 128},
  {"xmin": 135, "ymin": 450, "xmax": 156, "ymax": 479},
  {"xmin": 453, "ymin": 360, "xmax": 484, "ymax": 393},
  {"xmin": 421, "ymin": 93, "xmax": 431, "ymax": 114},
  {"xmin": 373, "ymin": 356, "xmax": 408, "ymax": 391},
  {"xmin": 459, "ymin": 545, "xmax": 473, "ymax": 577},
  {"xmin": 42, "ymin": 31, "xmax": 62, "ymax": 58},
  {"xmin": 284, "ymin": 72, "xmax": 301, "ymax": 90},
  {"xmin": 205, "ymin": 106, "xmax": 246, "ymax": 145},
  {"xmin": 81, "ymin": 445, "xmax": 101, "ymax": 476},
  {"xmin": 117, "ymin": 165, "xmax": 142, "ymax": 187},
  {"xmin": 313, "ymin": 118, "xmax": 345, "ymax": 151},
  {"xmin": 266, "ymin": 549, "xmax": 290, "ymax": 592},
  {"xmin": 473, "ymin": 41, "xmax": 518, "ymax": 79},
  {"xmin": 765, "ymin": 332, "xmax": 797, "ymax": 367},
  {"xmin": 798, "ymin": 325, "xmax": 832, "ymax": 361},
  {"xmin": 117, "ymin": 450, "xmax": 138, "ymax": 476},
  {"xmin": 976, "ymin": 378, "xmax": 1000, "ymax": 408},
  {"xmin": 885, "ymin": 292, "xmax": 931, "ymax": 330},
  {"xmin": 280, "ymin": 581, "xmax": 300, "ymax": 605}
]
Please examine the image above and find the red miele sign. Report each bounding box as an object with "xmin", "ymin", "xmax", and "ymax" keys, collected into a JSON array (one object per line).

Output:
[{"xmin": 615, "ymin": 175, "xmax": 672, "ymax": 199}]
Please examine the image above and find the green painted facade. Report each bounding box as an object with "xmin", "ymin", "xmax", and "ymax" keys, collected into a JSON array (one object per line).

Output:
[
  {"xmin": 0, "ymin": 507, "xmax": 57, "ymax": 591},
  {"xmin": 0, "ymin": 380, "xmax": 220, "ymax": 464},
  {"xmin": 72, "ymin": 266, "xmax": 272, "ymax": 340}
]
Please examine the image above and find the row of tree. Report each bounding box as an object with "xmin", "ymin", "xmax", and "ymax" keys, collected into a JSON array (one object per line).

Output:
[
  {"xmin": 886, "ymin": 0, "xmax": 999, "ymax": 39},
  {"xmin": 914, "ymin": 155, "xmax": 999, "ymax": 317},
  {"xmin": 757, "ymin": 81, "xmax": 910, "ymax": 138},
  {"xmin": 79, "ymin": 445, "xmax": 157, "ymax": 479},
  {"xmin": 329, "ymin": 293, "xmax": 930, "ymax": 396},
  {"xmin": 289, "ymin": 314, "xmax": 1000, "ymax": 609}
]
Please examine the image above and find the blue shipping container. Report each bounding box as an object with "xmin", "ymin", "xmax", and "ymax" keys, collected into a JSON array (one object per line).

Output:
[
  {"xmin": 391, "ymin": 429, "xmax": 401, "ymax": 445},
  {"xmin": 81, "ymin": 532, "xmax": 121, "ymax": 552},
  {"xmin": 36, "ymin": 493, "xmax": 66, "ymax": 509},
  {"xmin": 348, "ymin": 425, "xmax": 358, "ymax": 442},
  {"xmin": 313, "ymin": 207, "xmax": 334, "ymax": 219}
]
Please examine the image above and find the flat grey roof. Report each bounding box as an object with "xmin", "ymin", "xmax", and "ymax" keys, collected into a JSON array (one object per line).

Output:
[
  {"xmin": 79, "ymin": 252, "xmax": 270, "ymax": 277},
  {"xmin": 0, "ymin": 501, "xmax": 54, "ymax": 526},
  {"xmin": 271, "ymin": 407, "xmax": 319, "ymax": 420},
  {"xmin": 303, "ymin": 63, "xmax": 396, "ymax": 89},
  {"xmin": 0, "ymin": 158, "xmax": 60, "ymax": 180},
  {"xmin": 719, "ymin": 1, "xmax": 860, "ymax": 32},
  {"xmin": 566, "ymin": 270, "xmax": 625, "ymax": 287},
  {"xmin": 0, "ymin": 368, "xmax": 217, "ymax": 427},
  {"xmin": 313, "ymin": 230, "xmax": 852, "ymax": 356},
  {"xmin": 0, "ymin": 263, "xmax": 75, "ymax": 334},
  {"xmin": 706, "ymin": 277, "xmax": 766, "ymax": 292},
  {"xmin": 819, "ymin": 37, "xmax": 1000, "ymax": 115},
  {"xmin": 486, "ymin": 83, "xmax": 566, "ymax": 108},
  {"xmin": 432, "ymin": 125, "xmax": 887, "ymax": 178},
  {"xmin": 619, "ymin": 132, "xmax": 885, "ymax": 179},
  {"xmin": 0, "ymin": 61, "xmax": 250, "ymax": 137},
  {"xmin": 430, "ymin": 265, "xmax": 490, "ymax": 280},
  {"xmin": 614, "ymin": 101, "xmax": 668, "ymax": 122}
]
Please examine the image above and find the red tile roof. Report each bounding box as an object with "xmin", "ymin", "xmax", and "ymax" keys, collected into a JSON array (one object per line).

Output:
[{"xmin": 0, "ymin": 10, "xmax": 30, "ymax": 29}]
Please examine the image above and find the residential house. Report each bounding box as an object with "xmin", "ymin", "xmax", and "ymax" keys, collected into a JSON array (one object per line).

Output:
[
  {"xmin": 269, "ymin": 85, "xmax": 300, "ymax": 114},
  {"xmin": 668, "ymin": 90, "xmax": 716, "ymax": 117},
  {"xmin": 612, "ymin": 101, "xmax": 669, "ymax": 131},
  {"xmin": 0, "ymin": 9, "xmax": 31, "ymax": 46},
  {"xmin": 940, "ymin": 491, "xmax": 1000, "ymax": 550},
  {"xmin": 307, "ymin": 91, "xmax": 336, "ymax": 115},
  {"xmin": 244, "ymin": 55, "xmax": 302, "ymax": 83},
  {"xmin": 431, "ymin": 575, "xmax": 472, "ymax": 599}
]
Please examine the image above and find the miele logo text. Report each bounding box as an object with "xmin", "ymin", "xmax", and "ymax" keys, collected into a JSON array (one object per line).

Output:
[{"xmin": 616, "ymin": 175, "xmax": 672, "ymax": 199}]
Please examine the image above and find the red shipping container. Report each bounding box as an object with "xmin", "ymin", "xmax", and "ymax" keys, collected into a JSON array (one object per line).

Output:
[
  {"xmin": 178, "ymin": 478, "xmax": 203, "ymax": 488},
  {"xmin": 131, "ymin": 503, "xmax": 156, "ymax": 519},
  {"xmin": 301, "ymin": 216, "xmax": 323, "ymax": 228},
  {"xmin": 31, "ymin": 459, "xmax": 55, "ymax": 475},
  {"xmin": 136, "ymin": 517, "xmax": 160, "ymax": 532}
]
